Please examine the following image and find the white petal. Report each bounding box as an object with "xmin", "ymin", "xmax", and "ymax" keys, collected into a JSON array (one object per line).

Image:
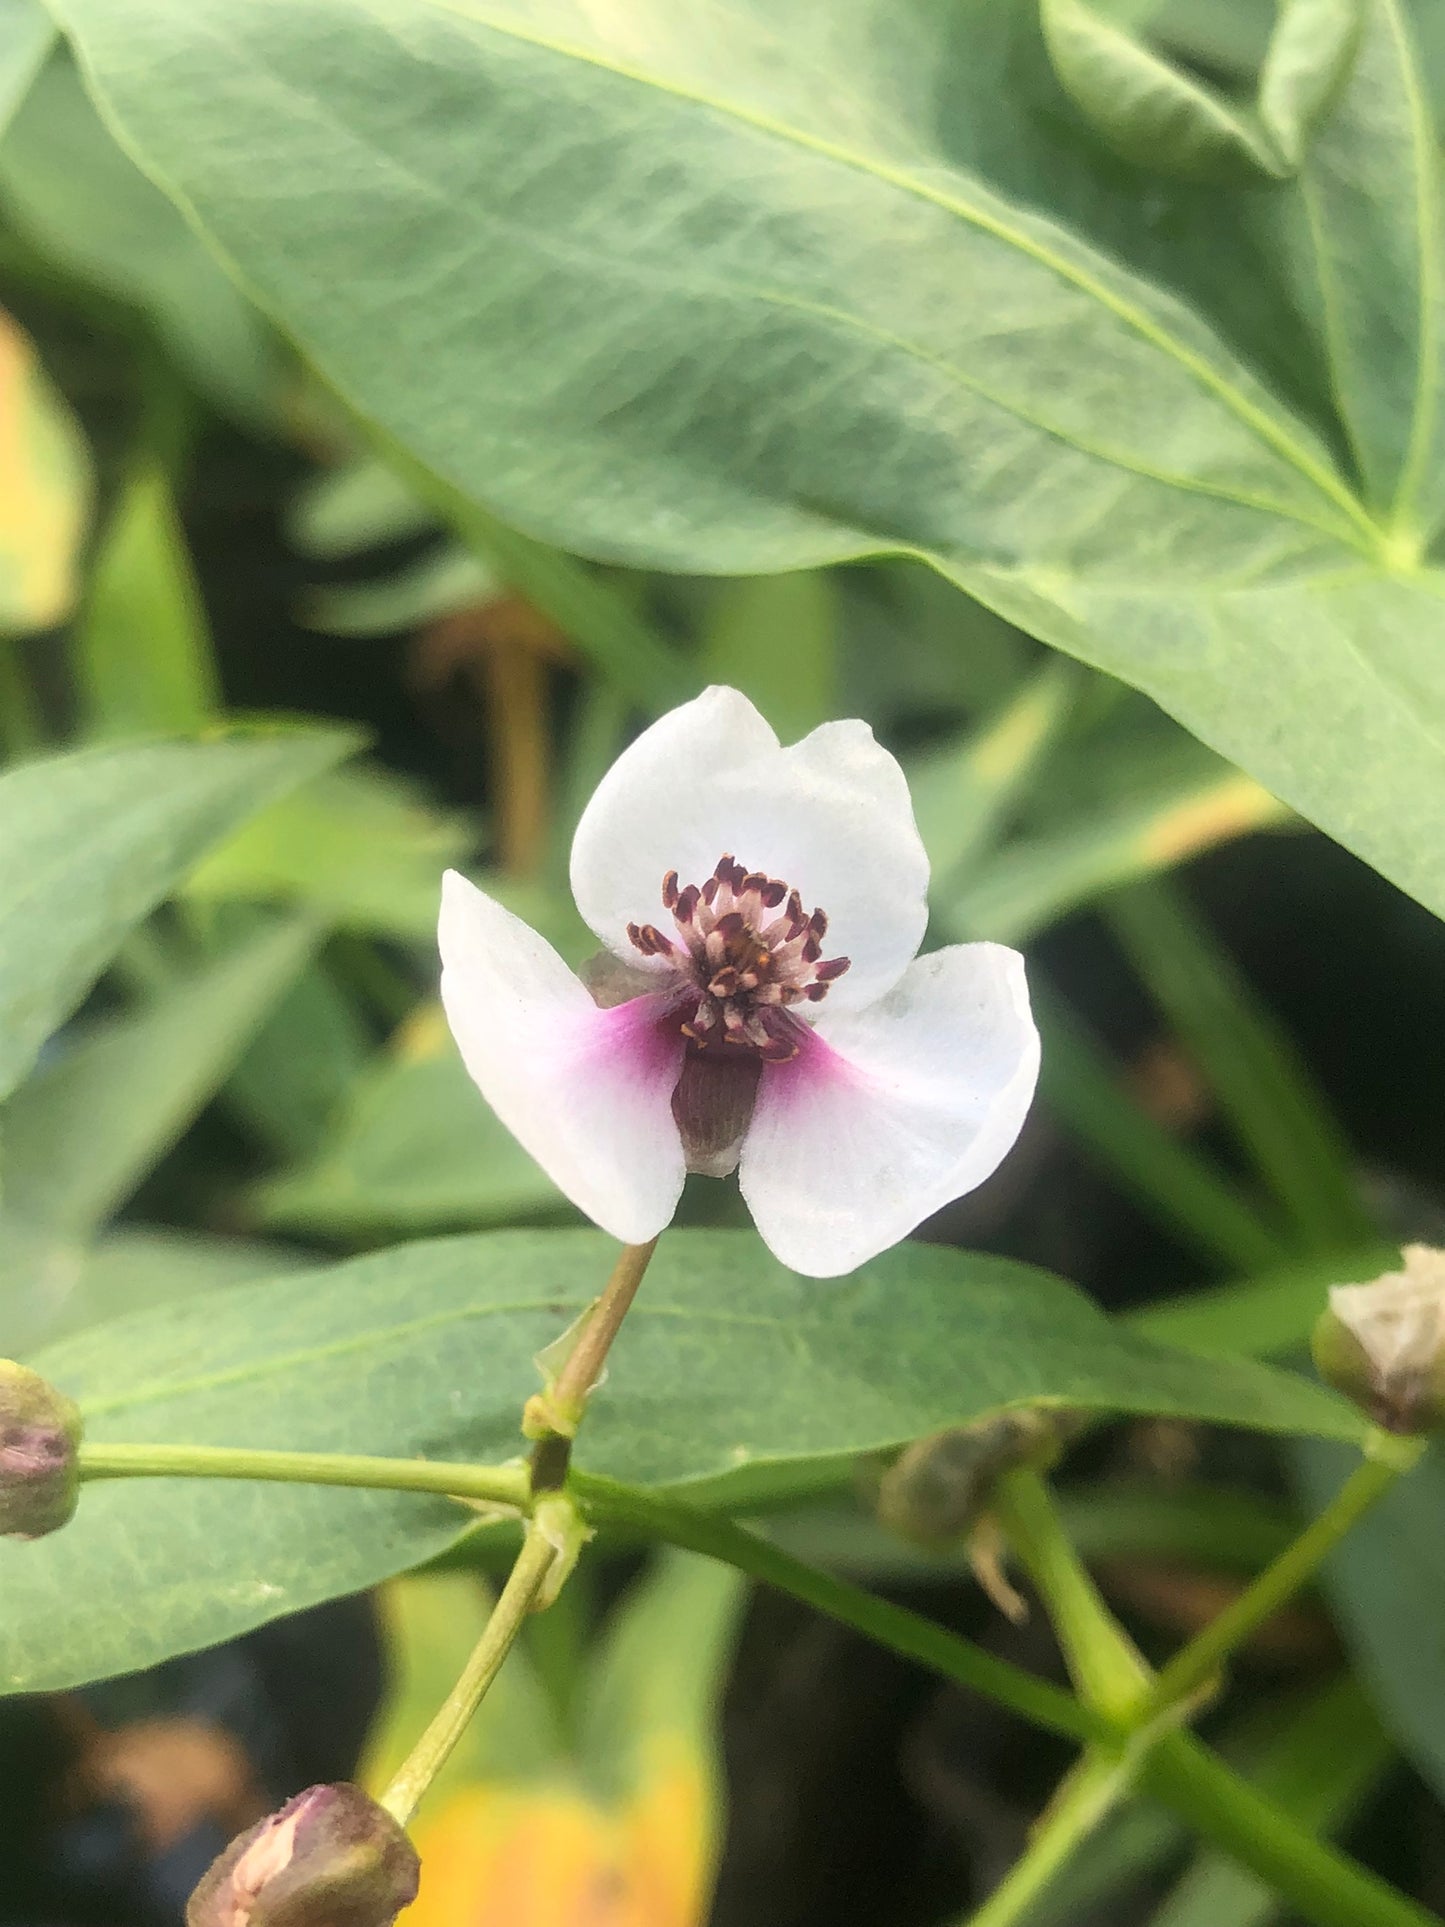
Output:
[
  {"xmin": 438, "ymin": 870, "xmax": 686, "ymax": 1244},
  {"xmin": 738, "ymin": 943, "xmax": 1040, "ymax": 1277},
  {"xmin": 570, "ymin": 686, "xmax": 929, "ymax": 1010}
]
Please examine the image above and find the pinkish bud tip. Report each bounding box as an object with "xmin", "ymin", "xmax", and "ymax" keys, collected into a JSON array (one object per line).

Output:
[
  {"xmin": 0, "ymin": 1360, "xmax": 82, "ymax": 1539},
  {"xmin": 187, "ymin": 1783, "xmax": 420, "ymax": 1927}
]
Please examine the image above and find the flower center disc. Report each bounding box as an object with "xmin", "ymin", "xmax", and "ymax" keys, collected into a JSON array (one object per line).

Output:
[{"xmin": 628, "ymin": 854, "xmax": 850, "ymax": 1062}]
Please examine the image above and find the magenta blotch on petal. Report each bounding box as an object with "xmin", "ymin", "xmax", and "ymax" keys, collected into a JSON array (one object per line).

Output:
[
  {"xmin": 739, "ymin": 945, "xmax": 1041, "ymax": 1277},
  {"xmin": 439, "ymin": 871, "xmax": 686, "ymax": 1244}
]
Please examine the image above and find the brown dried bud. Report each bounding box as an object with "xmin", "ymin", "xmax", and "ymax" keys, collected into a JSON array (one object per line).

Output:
[
  {"xmin": 0, "ymin": 1359, "xmax": 82, "ymax": 1539},
  {"xmin": 1313, "ymin": 1245, "xmax": 1445, "ymax": 1434},
  {"xmin": 876, "ymin": 1409, "xmax": 1065, "ymax": 1548},
  {"xmin": 186, "ymin": 1783, "xmax": 419, "ymax": 1927}
]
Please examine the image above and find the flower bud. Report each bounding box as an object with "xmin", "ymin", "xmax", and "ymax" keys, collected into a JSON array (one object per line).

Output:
[
  {"xmin": 1313, "ymin": 1245, "xmax": 1445, "ymax": 1434},
  {"xmin": 187, "ymin": 1783, "xmax": 420, "ymax": 1927},
  {"xmin": 0, "ymin": 1360, "xmax": 82, "ymax": 1539}
]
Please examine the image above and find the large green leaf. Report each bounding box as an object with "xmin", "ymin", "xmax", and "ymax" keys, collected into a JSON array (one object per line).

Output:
[
  {"xmin": 0, "ymin": 46, "xmax": 279, "ymax": 422},
  {"xmin": 0, "ymin": 726, "xmax": 350, "ymax": 1103},
  {"xmin": 0, "ymin": 1, "xmax": 52, "ymax": 140},
  {"xmin": 1274, "ymin": 0, "xmax": 1444, "ymax": 525},
  {"xmin": 0, "ymin": 1220, "xmax": 313, "ymax": 1361},
  {"xmin": 1, "ymin": 1229, "xmax": 1365, "ymax": 1693},
  {"xmin": 46, "ymin": 0, "xmax": 1445, "ymax": 919}
]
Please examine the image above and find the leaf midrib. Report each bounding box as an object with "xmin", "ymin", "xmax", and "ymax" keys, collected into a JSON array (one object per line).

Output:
[
  {"xmin": 76, "ymin": 1292, "xmax": 1014, "ymax": 1418},
  {"xmin": 410, "ymin": 0, "xmax": 1383, "ymax": 550}
]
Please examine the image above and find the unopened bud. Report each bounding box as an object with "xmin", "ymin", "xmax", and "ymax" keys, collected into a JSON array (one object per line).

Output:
[
  {"xmin": 0, "ymin": 1360, "xmax": 82, "ymax": 1538},
  {"xmin": 187, "ymin": 1783, "xmax": 420, "ymax": 1927},
  {"xmin": 1313, "ymin": 1245, "xmax": 1445, "ymax": 1434}
]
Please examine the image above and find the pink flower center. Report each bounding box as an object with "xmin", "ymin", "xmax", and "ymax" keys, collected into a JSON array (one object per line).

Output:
[{"xmin": 627, "ymin": 854, "xmax": 851, "ymax": 1062}]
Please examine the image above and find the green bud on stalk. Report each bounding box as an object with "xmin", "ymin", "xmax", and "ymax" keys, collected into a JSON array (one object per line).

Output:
[
  {"xmin": 187, "ymin": 1783, "xmax": 420, "ymax": 1927},
  {"xmin": 0, "ymin": 1360, "xmax": 82, "ymax": 1539},
  {"xmin": 1313, "ymin": 1245, "xmax": 1445, "ymax": 1435}
]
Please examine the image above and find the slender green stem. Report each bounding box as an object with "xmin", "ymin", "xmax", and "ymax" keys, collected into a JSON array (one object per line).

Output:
[
  {"xmin": 989, "ymin": 1467, "xmax": 1438, "ymax": 1927},
  {"xmin": 1141, "ymin": 1433, "xmax": 1425, "ymax": 1719},
  {"xmin": 574, "ymin": 1471, "xmax": 1112, "ymax": 1746},
  {"xmin": 380, "ymin": 1239, "xmax": 655, "ymax": 1825},
  {"xmin": 548, "ymin": 1238, "xmax": 658, "ymax": 1433},
  {"xmin": 77, "ymin": 1441, "xmax": 531, "ymax": 1511},
  {"xmin": 964, "ymin": 1747, "xmax": 1138, "ymax": 1927},
  {"xmin": 1146, "ymin": 1733, "xmax": 1439, "ymax": 1927},
  {"xmin": 378, "ymin": 1516, "xmax": 558, "ymax": 1826},
  {"xmin": 526, "ymin": 1237, "xmax": 658, "ymax": 1489},
  {"xmin": 991, "ymin": 1465, "xmax": 1150, "ymax": 1718}
]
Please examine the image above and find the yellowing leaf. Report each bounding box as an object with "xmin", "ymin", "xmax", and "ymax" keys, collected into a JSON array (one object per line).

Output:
[
  {"xmin": 368, "ymin": 1559, "xmax": 741, "ymax": 1927},
  {"xmin": 1141, "ymin": 773, "xmax": 1288, "ymax": 868},
  {"xmin": 619, "ymin": 1739, "xmax": 713, "ymax": 1926},
  {"xmin": 942, "ymin": 759, "xmax": 1292, "ymax": 943},
  {"xmin": 0, "ymin": 307, "xmax": 88, "ymax": 628},
  {"xmin": 404, "ymin": 1738, "xmax": 710, "ymax": 1927}
]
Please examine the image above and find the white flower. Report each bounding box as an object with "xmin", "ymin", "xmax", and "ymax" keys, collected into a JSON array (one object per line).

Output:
[{"xmin": 438, "ymin": 686, "xmax": 1040, "ymax": 1278}]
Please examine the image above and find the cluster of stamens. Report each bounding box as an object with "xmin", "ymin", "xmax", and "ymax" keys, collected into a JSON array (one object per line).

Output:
[{"xmin": 627, "ymin": 855, "xmax": 850, "ymax": 1062}]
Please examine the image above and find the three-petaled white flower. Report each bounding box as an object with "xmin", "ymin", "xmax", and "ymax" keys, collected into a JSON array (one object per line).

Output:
[{"xmin": 439, "ymin": 686, "xmax": 1040, "ymax": 1277}]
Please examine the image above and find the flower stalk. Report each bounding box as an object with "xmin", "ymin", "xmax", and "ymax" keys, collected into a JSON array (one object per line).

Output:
[
  {"xmin": 587, "ymin": 1467, "xmax": 1434, "ymax": 1927},
  {"xmin": 988, "ymin": 1464, "xmax": 1436, "ymax": 1927},
  {"xmin": 1137, "ymin": 1428, "xmax": 1424, "ymax": 1721},
  {"xmin": 378, "ymin": 1504, "xmax": 569, "ymax": 1826},
  {"xmin": 990, "ymin": 1463, "xmax": 1150, "ymax": 1720},
  {"xmin": 70, "ymin": 1411, "xmax": 1436, "ymax": 1927},
  {"xmin": 962, "ymin": 1746, "xmax": 1140, "ymax": 1927},
  {"xmin": 379, "ymin": 1238, "xmax": 655, "ymax": 1825},
  {"xmin": 524, "ymin": 1236, "xmax": 658, "ymax": 1489},
  {"xmin": 573, "ymin": 1469, "xmax": 1110, "ymax": 1745}
]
